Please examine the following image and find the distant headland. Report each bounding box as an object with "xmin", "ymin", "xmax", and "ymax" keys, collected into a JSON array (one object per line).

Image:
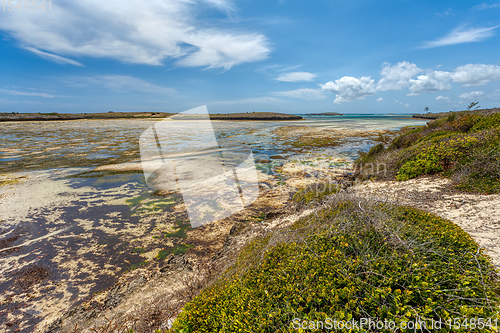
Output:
[
  {"xmin": 306, "ymin": 112, "xmax": 343, "ymax": 116},
  {"xmin": 0, "ymin": 111, "xmax": 302, "ymax": 122}
]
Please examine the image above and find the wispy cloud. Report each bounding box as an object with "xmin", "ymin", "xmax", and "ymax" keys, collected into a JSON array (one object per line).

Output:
[
  {"xmin": 272, "ymin": 88, "xmax": 326, "ymax": 100},
  {"xmin": 276, "ymin": 72, "xmax": 317, "ymax": 82},
  {"xmin": 23, "ymin": 47, "xmax": 83, "ymax": 66},
  {"xmin": 472, "ymin": 2, "xmax": 500, "ymax": 10},
  {"xmin": 436, "ymin": 96, "xmax": 450, "ymax": 101},
  {"xmin": 0, "ymin": 0, "xmax": 269, "ymax": 69},
  {"xmin": 435, "ymin": 8, "xmax": 453, "ymax": 17},
  {"xmin": 0, "ymin": 89, "xmax": 55, "ymax": 98},
  {"xmin": 420, "ymin": 26, "xmax": 498, "ymax": 48}
]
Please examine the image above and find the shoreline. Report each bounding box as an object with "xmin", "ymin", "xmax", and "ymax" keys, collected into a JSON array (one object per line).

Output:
[{"xmin": 0, "ymin": 112, "xmax": 302, "ymax": 122}]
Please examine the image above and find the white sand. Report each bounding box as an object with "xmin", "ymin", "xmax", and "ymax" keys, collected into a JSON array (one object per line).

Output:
[{"xmin": 352, "ymin": 176, "xmax": 500, "ymax": 268}]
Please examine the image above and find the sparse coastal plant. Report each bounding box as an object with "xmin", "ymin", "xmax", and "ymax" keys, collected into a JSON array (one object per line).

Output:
[{"xmin": 467, "ymin": 101, "xmax": 480, "ymax": 111}]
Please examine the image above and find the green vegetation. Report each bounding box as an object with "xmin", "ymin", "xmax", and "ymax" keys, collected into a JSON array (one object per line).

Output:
[
  {"xmin": 126, "ymin": 194, "xmax": 177, "ymax": 215},
  {"xmin": 156, "ymin": 244, "xmax": 193, "ymax": 260},
  {"xmin": 292, "ymin": 182, "xmax": 340, "ymax": 205},
  {"xmin": 126, "ymin": 194, "xmax": 148, "ymax": 207},
  {"xmin": 172, "ymin": 196, "xmax": 500, "ymax": 332},
  {"xmin": 356, "ymin": 143, "xmax": 385, "ymax": 166},
  {"xmin": 165, "ymin": 224, "xmax": 191, "ymax": 238},
  {"xmin": 286, "ymin": 137, "xmax": 338, "ymax": 149},
  {"xmin": 355, "ymin": 111, "xmax": 500, "ymax": 193},
  {"xmin": 246, "ymin": 212, "xmax": 268, "ymax": 223},
  {"xmin": 64, "ymin": 169, "xmax": 142, "ymax": 179},
  {"xmin": 0, "ymin": 174, "xmax": 26, "ymax": 187},
  {"xmin": 129, "ymin": 260, "xmax": 148, "ymax": 270}
]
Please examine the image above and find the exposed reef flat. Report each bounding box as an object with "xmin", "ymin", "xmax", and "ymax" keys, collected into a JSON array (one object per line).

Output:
[
  {"xmin": 209, "ymin": 112, "xmax": 302, "ymax": 120},
  {"xmin": 0, "ymin": 111, "xmax": 302, "ymax": 122},
  {"xmin": 306, "ymin": 112, "xmax": 343, "ymax": 116},
  {"xmin": 0, "ymin": 116, "xmax": 428, "ymax": 331}
]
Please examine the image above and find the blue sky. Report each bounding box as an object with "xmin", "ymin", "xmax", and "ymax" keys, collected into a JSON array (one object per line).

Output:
[{"xmin": 1, "ymin": 0, "xmax": 500, "ymax": 114}]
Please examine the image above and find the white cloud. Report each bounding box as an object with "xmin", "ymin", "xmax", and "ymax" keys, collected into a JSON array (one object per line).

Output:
[
  {"xmin": 377, "ymin": 61, "xmax": 422, "ymax": 91},
  {"xmin": 276, "ymin": 72, "xmax": 317, "ymax": 82},
  {"xmin": 177, "ymin": 32, "xmax": 269, "ymax": 69},
  {"xmin": 320, "ymin": 76, "xmax": 376, "ymax": 103},
  {"xmin": 376, "ymin": 97, "xmax": 384, "ymax": 102},
  {"xmin": 451, "ymin": 64, "xmax": 500, "ymax": 86},
  {"xmin": 0, "ymin": 89, "xmax": 55, "ymax": 98},
  {"xmin": 0, "ymin": 0, "xmax": 269, "ymax": 68},
  {"xmin": 394, "ymin": 99, "xmax": 410, "ymax": 108},
  {"xmin": 272, "ymin": 88, "xmax": 326, "ymax": 100},
  {"xmin": 436, "ymin": 96, "xmax": 450, "ymax": 101},
  {"xmin": 255, "ymin": 64, "xmax": 303, "ymax": 75},
  {"xmin": 67, "ymin": 75, "xmax": 176, "ymax": 95},
  {"xmin": 458, "ymin": 91, "xmax": 484, "ymax": 99},
  {"xmin": 408, "ymin": 71, "xmax": 453, "ymax": 95},
  {"xmin": 322, "ymin": 61, "xmax": 500, "ymax": 103},
  {"xmin": 473, "ymin": 3, "xmax": 500, "ymax": 10},
  {"xmin": 421, "ymin": 26, "xmax": 497, "ymax": 48},
  {"xmin": 24, "ymin": 47, "xmax": 83, "ymax": 66}
]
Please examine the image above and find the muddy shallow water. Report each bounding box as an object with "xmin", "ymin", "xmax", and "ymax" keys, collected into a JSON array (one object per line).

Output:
[{"xmin": 0, "ymin": 116, "xmax": 426, "ymax": 332}]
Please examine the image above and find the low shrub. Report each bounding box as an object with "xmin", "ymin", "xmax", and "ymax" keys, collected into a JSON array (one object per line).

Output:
[
  {"xmin": 426, "ymin": 117, "xmax": 447, "ymax": 130},
  {"xmin": 356, "ymin": 143, "xmax": 385, "ymax": 165},
  {"xmin": 292, "ymin": 182, "xmax": 340, "ymax": 205},
  {"xmin": 472, "ymin": 112, "xmax": 500, "ymax": 132},
  {"xmin": 355, "ymin": 110, "xmax": 500, "ymax": 193},
  {"xmin": 396, "ymin": 135, "xmax": 479, "ymax": 181},
  {"xmin": 454, "ymin": 138, "xmax": 500, "ymax": 194},
  {"xmin": 172, "ymin": 197, "xmax": 500, "ymax": 332},
  {"xmin": 447, "ymin": 114, "xmax": 481, "ymax": 132}
]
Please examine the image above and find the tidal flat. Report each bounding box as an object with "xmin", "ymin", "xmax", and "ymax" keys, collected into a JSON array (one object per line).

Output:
[{"xmin": 0, "ymin": 116, "xmax": 426, "ymax": 332}]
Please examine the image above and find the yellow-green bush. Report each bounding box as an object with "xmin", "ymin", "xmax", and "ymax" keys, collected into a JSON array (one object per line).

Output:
[
  {"xmin": 471, "ymin": 112, "xmax": 500, "ymax": 132},
  {"xmin": 172, "ymin": 201, "xmax": 500, "ymax": 332},
  {"xmin": 355, "ymin": 111, "xmax": 500, "ymax": 193},
  {"xmin": 396, "ymin": 135, "xmax": 478, "ymax": 181}
]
